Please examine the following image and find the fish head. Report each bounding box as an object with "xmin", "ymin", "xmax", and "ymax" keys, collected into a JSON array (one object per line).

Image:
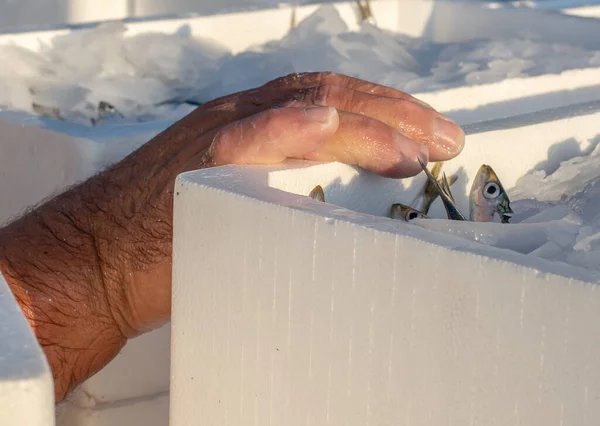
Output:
[
  {"xmin": 390, "ymin": 204, "xmax": 428, "ymax": 222},
  {"xmin": 469, "ymin": 165, "xmax": 513, "ymax": 223}
]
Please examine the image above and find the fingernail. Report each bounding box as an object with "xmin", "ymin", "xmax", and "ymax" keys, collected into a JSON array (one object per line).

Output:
[
  {"xmin": 418, "ymin": 142, "xmax": 429, "ymax": 164},
  {"xmin": 387, "ymin": 133, "xmax": 430, "ymax": 178},
  {"xmin": 304, "ymin": 106, "xmax": 336, "ymax": 124},
  {"xmin": 434, "ymin": 115, "xmax": 465, "ymax": 154},
  {"xmin": 394, "ymin": 132, "xmax": 429, "ymax": 162}
]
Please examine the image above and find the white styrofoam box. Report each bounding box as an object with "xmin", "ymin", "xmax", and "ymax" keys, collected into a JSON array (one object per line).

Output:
[
  {"xmin": 490, "ymin": 0, "xmax": 600, "ymax": 17},
  {"xmin": 70, "ymin": 323, "xmax": 171, "ymax": 404},
  {"xmin": 0, "ymin": 0, "xmax": 287, "ymax": 33},
  {"xmin": 0, "ymin": 0, "xmax": 600, "ymax": 131},
  {"xmin": 0, "ymin": 0, "xmax": 410, "ymax": 54},
  {"xmin": 170, "ymin": 100, "xmax": 600, "ymax": 426},
  {"xmin": 0, "ymin": 112, "xmax": 162, "ymax": 225},
  {"xmin": 4, "ymin": 0, "xmax": 600, "ymax": 51},
  {"xmin": 564, "ymin": 4, "xmax": 600, "ymax": 17},
  {"xmin": 0, "ymin": 274, "xmax": 55, "ymax": 426},
  {"xmin": 417, "ymin": 68, "xmax": 600, "ymax": 124},
  {"xmin": 56, "ymin": 391, "xmax": 169, "ymax": 426},
  {"xmin": 0, "ymin": 0, "xmax": 124, "ymax": 33}
]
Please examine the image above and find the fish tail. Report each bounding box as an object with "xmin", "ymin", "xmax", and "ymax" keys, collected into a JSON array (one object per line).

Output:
[{"xmin": 418, "ymin": 159, "xmax": 466, "ymax": 221}]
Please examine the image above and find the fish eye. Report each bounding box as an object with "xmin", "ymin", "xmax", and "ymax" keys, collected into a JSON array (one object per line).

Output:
[
  {"xmin": 483, "ymin": 182, "xmax": 500, "ymax": 199},
  {"xmin": 406, "ymin": 211, "xmax": 421, "ymax": 221}
]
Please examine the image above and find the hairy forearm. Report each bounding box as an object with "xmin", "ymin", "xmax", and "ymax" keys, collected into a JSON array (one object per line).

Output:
[
  {"xmin": 0, "ymin": 114, "xmax": 212, "ymax": 402},
  {"xmin": 0, "ymin": 186, "xmax": 128, "ymax": 402}
]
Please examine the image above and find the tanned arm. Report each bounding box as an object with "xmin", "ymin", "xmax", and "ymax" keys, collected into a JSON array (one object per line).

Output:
[{"xmin": 0, "ymin": 117, "xmax": 197, "ymax": 401}]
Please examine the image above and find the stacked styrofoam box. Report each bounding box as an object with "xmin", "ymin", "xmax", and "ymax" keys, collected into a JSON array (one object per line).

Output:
[
  {"xmin": 407, "ymin": 1, "xmax": 600, "ymax": 122},
  {"xmin": 170, "ymin": 100, "xmax": 600, "ymax": 426},
  {"xmin": 2, "ymin": 0, "xmax": 600, "ymax": 127},
  {"xmin": 0, "ymin": 0, "xmax": 132, "ymax": 33},
  {"xmin": 0, "ymin": 111, "xmax": 165, "ymax": 225},
  {"xmin": 0, "ymin": 274, "xmax": 54, "ymax": 426},
  {"xmin": 490, "ymin": 0, "xmax": 600, "ymax": 19},
  {"xmin": 0, "ymin": 0, "xmax": 358, "ymax": 33},
  {"xmin": 55, "ymin": 325, "xmax": 171, "ymax": 426},
  {"xmin": 564, "ymin": 5, "xmax": 600, "ymax": 18}
]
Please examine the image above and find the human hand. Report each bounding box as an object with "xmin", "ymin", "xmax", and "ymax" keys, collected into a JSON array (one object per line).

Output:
[
  {"xmin": 182, "ymin": 72, "xmax": 464, "ymax": 177},
  {"xmin": 0, "ymin": 72, "xmax": 464, "ymax": 402},
  {"xmin": 121, "ymin": 71, "xmax": 464, "ymax": 337}
]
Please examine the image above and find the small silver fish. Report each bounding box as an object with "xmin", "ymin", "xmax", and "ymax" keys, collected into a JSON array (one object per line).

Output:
[
  {"xmin": 290, "ymin": 5, "xmax": 297, "ymax": 29},
  {"xmin": 98, "ymin": 101, "xmax": 124, "ymax": 118},
  {"xmin": 418, "ymin": 159, "xmax": 467, "ymax": 221},
  {"xmin": 32, "ymin": 103, "xmax": 63, "ymax": 121},
  {"xmin": 390, "ymin": 203, "xmax": 428, "ymax": 221},
  {"xmin": 309, "ymin": 185, "xmax": 325, "ymax": 202},
  {"xmin": 356, "ymin": 0, "xmax": 375, "ymax": 22},
  {"xmin": 469, "ymin": 165, "xmax": 513, "ymax": 223}
]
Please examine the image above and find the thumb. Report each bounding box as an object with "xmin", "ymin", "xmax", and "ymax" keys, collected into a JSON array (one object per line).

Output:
[{"xmin": 207, "ymin": 106, "xmax": 339, "ymax": 166}]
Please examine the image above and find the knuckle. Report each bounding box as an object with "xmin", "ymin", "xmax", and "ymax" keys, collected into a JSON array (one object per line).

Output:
[
  {"xmin": 266, "ymin": 72, "xmax": 312, "ymax": 88},
  {"xmin": 262, "ymin": 74, "xmax": 294, "ymax": 89},
  {"xmin": 313, "ymin": 84, "xmax": 335, "ymax": 105},
  {"xmin": 283, "ymin": 87, "xmax": 316, "ymax": 106},
  {"xmin": 311, "ymin": 71, "xmax": 340, "ymax": 83},
  {"xmin": 268, "ymin": 71, "xmax": 344, "ymax": 89},
  {"xmin": 294, "ymin": 83, "xmax": 359, "ymax": 111},
  {"xmin": 291, "ymin": 84, "xmax": 337, "ymax": 106}
]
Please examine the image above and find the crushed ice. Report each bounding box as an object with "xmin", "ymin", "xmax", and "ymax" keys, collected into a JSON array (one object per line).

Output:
[
  {"xmin": 3, "ymin": 5, "xmax": 600, "ymax": 124},
  {"xmin": 412, "ymin": 144, "xmax": 600, "ymax": 274}
]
